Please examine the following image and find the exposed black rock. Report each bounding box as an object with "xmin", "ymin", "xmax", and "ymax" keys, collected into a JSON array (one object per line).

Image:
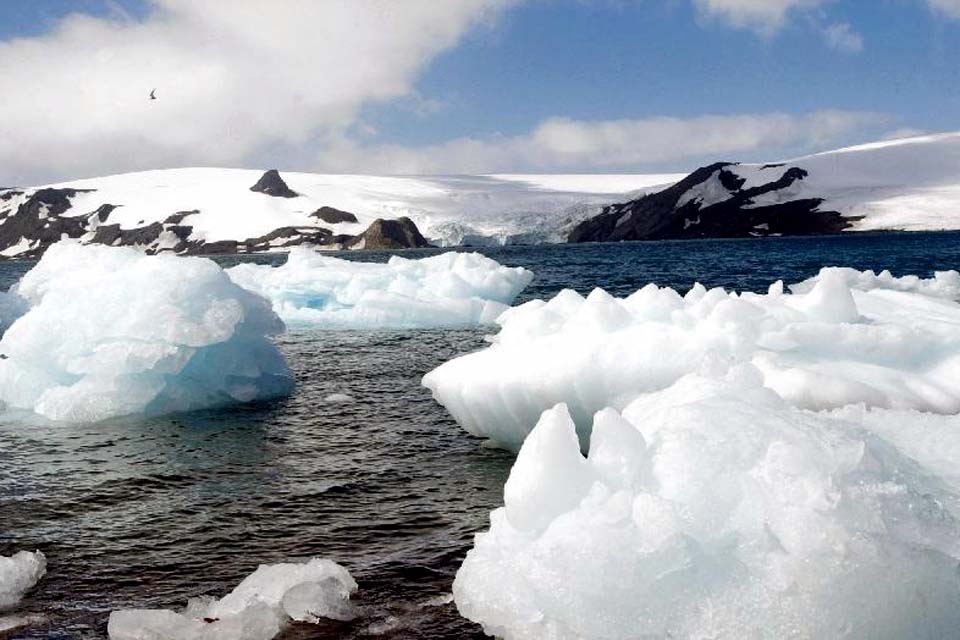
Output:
[
  {"xmin": 347, "ymin": 217, "xmax": 432, "ymax": 250},
  {"xmin": 0, "ymin": 187, "xmax": 99, "ymax": 258},
  {"xmin": 568, "ymin": 163, "xmax": 860, "ymax": 243},
  {"xmin": 249, "ymin": 169, "xmax": 298, "ymax": 198},
  {"xmin": 241, "ymin": 226, "xmax": 334, "ymax": 252},
  {"xmin": 311, "ymin": 206, "xmax": 359, "ymax": 225},
  {"xmin": 91, "ymin": 204, "xmax": 118, "ymax": 223},
  {"xmin": 163, "ymin": 210, "xmax": 199, "ymax": 225}
]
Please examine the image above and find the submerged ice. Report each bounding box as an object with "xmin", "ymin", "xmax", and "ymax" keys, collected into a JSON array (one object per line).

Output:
[
  {"xmin": 0, "ymin": 243, "xmax": 293, "ymax": 422},
  {"xmin": 227, "ymin": 248, "xmax": 533, "ymax": 329},
  {"xmin": 454, "ymin": 376, "xmax": 960, "ymax": 639},
  {"xmin": 424, "ymin": 267, "xmax": 960, "ymax": 449},
  {"xmin": 108, "ymin": 558, "xmax": 356, "ymax": 640},
  {"xmin": 0, "ymin": 551, "xmax": 46, "ymax": 610}
]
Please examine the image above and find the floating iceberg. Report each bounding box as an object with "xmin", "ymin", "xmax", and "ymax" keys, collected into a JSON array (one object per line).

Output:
[
  {"xmin": 424, "ymin": 267, "xmax": 960, "ymax": 449},
  {"xmin": 227, "ymin": 248, "xmax": 533, "ymax": 329},
  {"xmin": 108, "ymin": 558, "xmax": 356, "ymax": 640},
  {"xmin": 454, "ymin": 372, "xmax": 960, "ymax": 639},
  {"xmin": 0, "ymin": 551, "xmax": 46, "ymax": 610},
  {"xmin": 0, "ymin": 243, "xmax": 293, "ymax": 422}
]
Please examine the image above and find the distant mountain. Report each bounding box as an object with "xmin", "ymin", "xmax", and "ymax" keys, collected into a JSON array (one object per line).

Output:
[
  {"xmin": 0, "ymin": 170, "xmax": 677, "ymax": 259},
  {"xmin": 569, "ymin": 132, "xmax": 960, "ymax": 243},
  {"xmin": 3, "ymin": 132, "xmax": 955, "ymax": 259}
]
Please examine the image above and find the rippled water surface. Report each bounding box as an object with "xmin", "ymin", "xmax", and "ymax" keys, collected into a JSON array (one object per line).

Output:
[{"xmin": 2, "ymin": 232, "xmax": 959, "ymax": 638}]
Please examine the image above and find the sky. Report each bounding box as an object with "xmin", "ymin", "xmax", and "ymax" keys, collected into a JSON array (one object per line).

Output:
[{"xmin": 0, "ymin": 0, "xmax": 957, "ymax": 184}]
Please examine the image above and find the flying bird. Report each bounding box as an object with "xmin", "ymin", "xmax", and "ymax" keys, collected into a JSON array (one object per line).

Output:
[{"xmin": 149, "ymin": 89, "xmax": 157, "ymax": 100}]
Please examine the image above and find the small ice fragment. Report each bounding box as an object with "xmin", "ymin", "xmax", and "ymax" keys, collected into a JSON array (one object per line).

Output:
[
  {"xmin": 0, "ymin": 550, "xmax": 46, "ymax": 610},
  {"xmin": 108, "ymin": 558, "xmax": 356, "ymax": 640}
]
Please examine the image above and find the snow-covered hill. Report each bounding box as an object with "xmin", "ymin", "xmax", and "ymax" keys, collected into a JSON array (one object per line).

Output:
[
  {"xmin": 0, "ymin": 169, "xmax": 680, "ymax": 258},
  {"xmin": 3, "ymin": 131, "xmax": 957, "ymax": 259},
  {"xmin": 570, "ymin": 131, "xmax": 960, "ymax": 242}
]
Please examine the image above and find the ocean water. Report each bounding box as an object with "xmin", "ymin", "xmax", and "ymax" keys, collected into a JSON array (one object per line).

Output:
[{"xmin": 2, "ymin": 232, "xmax": 959, "ymax": 639}]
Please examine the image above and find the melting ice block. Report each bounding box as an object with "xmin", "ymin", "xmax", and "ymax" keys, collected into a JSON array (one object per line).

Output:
[
  {"xmin": 0, "ymin": 551, "xmax": 46, "ymax": 610},
  {"xmin": 108, "ymin": 558, "xmax": 356, "ymax": 640},
  {"xmin": 454, "ymin": 372, "xmax": 960, "ymax": 639},
  {"xmin": 0, "ymin": 242, "xmax": 293, "ymax": 422},
  {"xmin": 424, "ymin": 267, "xmax": 960, "ymax": 449},
  {"xmin": 227, "ymin": 248, "xmax": 533, "ymax": 329}
]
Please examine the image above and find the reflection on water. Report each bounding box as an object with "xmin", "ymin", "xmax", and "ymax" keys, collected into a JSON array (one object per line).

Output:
[{"xmin": 1, "ymin": 232, "xmax": 959, "ymax": 638}]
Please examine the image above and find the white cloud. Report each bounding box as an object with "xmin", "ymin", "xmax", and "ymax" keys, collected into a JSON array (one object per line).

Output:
[
  {"xmin": 315, "ymin": 110, "xmax": 889, "ymax": 174},
  {"xmin": 0, "ymin": 0, "xmax": 513, "ymax": 184},
  {"xmin": 822, "ymin": 22, "xmax": 864, "ymax": 53},
  {"xmin": 693, "ymin": 0, "xmax": 826, "ymax": 35},
  {"xmin": 928, "ymin": 0, "xmax": 960, "ymax": 18}
]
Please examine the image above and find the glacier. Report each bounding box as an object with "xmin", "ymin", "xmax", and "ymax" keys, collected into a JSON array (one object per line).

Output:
[
  {"xmin": 423, "ymin": 267, "xmax": 960, "ymax": 449},
  {"xmin": 0, "ymin": 551, "xmax": 45, "ymax": 610},
  {"xmin": 0, "ymin": 243, "xmax": 293, "ymax": 422},
  {"xmin": 108, "ymin": 558, "xmax": 356, "ymax": 640},
  {"xmin": 227, "ymin": 248, "xmax": 533, "ymax": 329},
  {"xmin": 454, "ymin": 376, "xmax": 960, "ymax": 639}
]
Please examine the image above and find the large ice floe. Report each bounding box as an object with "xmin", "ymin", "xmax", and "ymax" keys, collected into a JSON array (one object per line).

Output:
[
  {"xmin": 226, "ymin": 248, "xmax": 533, "ymax": 329},
  {"xmin": 0, "ymin": 551, "xmax": 46, "ymax": 610},
  {"xmin": 439, "ymin": 266, "xmax": 960, "ymax": 638},
  {"xmin": 454, "ymin": 373, "xmax": 960, "ymax": 639},
  {"xmin": 0, "ymin": 242, "xmax": 293, "ymax": 422},
  {"xmin": 424, "ymin": 266, "xmax": 960, "ymax": 449},
  {"xmin": 108, "ymin": 558, "xmax": 356, "ymax": 640}
]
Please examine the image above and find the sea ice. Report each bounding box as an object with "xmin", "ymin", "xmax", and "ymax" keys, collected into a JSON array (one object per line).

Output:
[
  {"xmin": 0, "ymin": 551, "xmax": 46, "ymax": 610},
  {"xmin": 0, "ymin": 242, "xmax": 293, "ymax": 422},
  {"xmin": 424, "ymin": 267, "xmax": 960, "ymax": 449},
  {"xmin": 454, "ymin": 370, "xmax": 960, "ymax": 639},
  {"xmin": 108, "ymin": 558, "xmax": 356, "ymax": 640},
  {"xmin": 227, "ymin": 248, "xmax": 533, "ymax": 329}
]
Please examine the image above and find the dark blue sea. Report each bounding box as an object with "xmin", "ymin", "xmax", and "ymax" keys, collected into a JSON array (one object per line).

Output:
[{"xmin": 2, "ymin": 232, "xmax": 959, "ymax": 639}]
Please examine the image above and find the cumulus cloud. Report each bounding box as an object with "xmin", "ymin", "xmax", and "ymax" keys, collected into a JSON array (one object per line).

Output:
[
  {"xmin": 0, "ymin": 0, "xmax": 513, "ymax": 184},
  {"xmin": 693, "ymin": 0, "xmax": 826, "ymax": 35},
  {"xmin": 822, "ymin": 22, "xmax": 864, "ymax": 53},
  {"xmin": 928, "ymin": 0, "xmax": 960, "ymax": 18},
  {"xmin": 315, "ymin": 110, "xmax": 890, "ymax": 174}
]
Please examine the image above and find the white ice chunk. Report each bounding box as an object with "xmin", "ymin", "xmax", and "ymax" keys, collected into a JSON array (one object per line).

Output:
[
  {"xmin": 454, "ymin": 373, "xmax": 960, "ymax": 639},
  {"xmin": 323, "ymin": 393, "xmax": 354, "ymax": 403},
  {"xmin": 0, "ymin": 242, "xmax": 293, "ymax": 422},
  {"xmin": 227, "ymin": 248, "xmax": 533, "ymax": 329},
  {"xmin": 0, "ymin": 551, "xmax": 46, "ymax": 610},
  {"xmin": 108, "ymin": 558, "xmax": 356, "ymax": 640},
  {"xmin": 424, "ymin": 267, "xmax": 960, "ymax": 449},
  {"xmin": 791, "ymin": 266, "xmax": 960, "ymax": 300}
]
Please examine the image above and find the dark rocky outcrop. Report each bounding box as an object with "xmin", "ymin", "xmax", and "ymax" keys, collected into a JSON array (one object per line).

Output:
[
  {"xmin": 0, "ymin": 181, "xmax": 431, "ymax": 259},
  {"xmin": 347, "ymin": 217, "xmax": 431, "ymax": 250},
  {"xmin": 0, "ymin": 187, "xmax": 99, "ymax": 257},
  {"xmin": 249, "ymin": 169, "xmax": 298, "ymax": 198},
  {"xmin": 569, "ymin": 163, "xmax": 860, "ymax": 243},
  {"xmin": 240, "ymin": 226, "xmax": 334, "ymax": 253},
  {"xmin": 163, "ymin": 210, "xmax": 199, "ymax": 225},
  {"xmin": 311, "ymin": 206, "xmax": 358, "ymax": 225}
]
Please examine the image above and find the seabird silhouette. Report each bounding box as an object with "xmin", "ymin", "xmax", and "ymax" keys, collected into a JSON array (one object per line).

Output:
[{"xmin": 149, "ymin": 88, "xmax": 157, "ymax": 100}]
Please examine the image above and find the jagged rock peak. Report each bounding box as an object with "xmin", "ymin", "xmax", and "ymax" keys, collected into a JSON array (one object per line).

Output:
[
  {"xmin": 249, "ymin": 169, "xmax": 298, "ymax": 198},
  {"xmin": 349, "ymin": 217, "xmax": 431, "ymax": 250}
]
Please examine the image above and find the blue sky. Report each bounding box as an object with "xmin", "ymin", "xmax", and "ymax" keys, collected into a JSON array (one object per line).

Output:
[
  {"xmin": 371, "ymin": 0, "xmax": 959, "ymax": 146},
  {"xmin": 0, "ymin": 1, "xmax": 957, "ymax": 182}
]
